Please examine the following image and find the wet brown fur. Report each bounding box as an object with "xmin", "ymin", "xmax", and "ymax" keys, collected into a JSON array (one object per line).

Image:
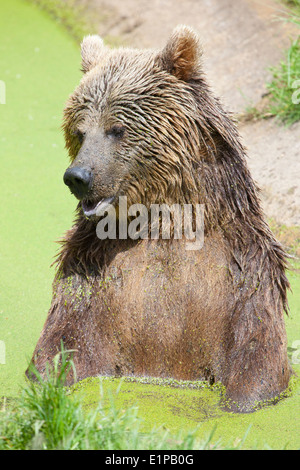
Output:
[{"xmin": 28, "ymin": 26, "xmax": 292, "ymax": 412}]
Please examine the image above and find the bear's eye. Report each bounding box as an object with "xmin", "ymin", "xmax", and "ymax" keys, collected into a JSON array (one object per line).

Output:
[
  {"xmin": 106, "ymin": 125, "xmax": 126, "ymax": 140},
  {"xmin": 73, "ymin": 129, "xmax": 85, "ymax": 144}
]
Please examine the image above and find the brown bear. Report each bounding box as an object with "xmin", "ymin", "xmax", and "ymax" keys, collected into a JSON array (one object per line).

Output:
[{"xmin": 28, "ymin": 26, "xmax": 292, "ymax": 412}]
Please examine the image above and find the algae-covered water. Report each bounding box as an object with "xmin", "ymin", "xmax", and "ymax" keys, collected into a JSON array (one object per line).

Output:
[
  {"xmin": 0, "ymin": 0, "xmax": 79, "ymax": 396},
  {"xmin": 0, "ymin": 0, "xmax": 299, "ymax": 450}
]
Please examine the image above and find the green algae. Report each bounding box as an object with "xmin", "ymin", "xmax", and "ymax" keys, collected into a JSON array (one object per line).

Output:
[
  {"xmin": 0, "ymin": 0, "xmax": 80, "ymax": 397},
  {"xmin": 71, "ymin": 373, "xmax": 300, "ymax": 450}
]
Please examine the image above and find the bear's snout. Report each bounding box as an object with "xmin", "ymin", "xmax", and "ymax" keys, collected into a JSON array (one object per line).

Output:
[{"xmin": 63, "ymin": 166, "xmax": 92, "ymax": 200}]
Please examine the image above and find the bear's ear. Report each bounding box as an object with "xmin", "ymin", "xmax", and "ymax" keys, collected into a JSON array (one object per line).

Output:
[
  {"xmin": 81, "ymin": 35, "xmax": 107, "ymax": 73},
  {"xmin": 158, "ymin": 26, "xmax": 202, "ymax": 81}
]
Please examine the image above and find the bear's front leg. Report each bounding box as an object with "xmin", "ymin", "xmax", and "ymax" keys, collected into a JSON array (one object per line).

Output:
[
  {"xmin": 27, "ymin": 273, "xmax": 119, "ymax": 383},
  {"xmin": 221, "ymin": 287, "xmax": 291, "ymax": 413}
]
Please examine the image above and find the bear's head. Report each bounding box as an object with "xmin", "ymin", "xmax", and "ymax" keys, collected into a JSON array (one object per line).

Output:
[{"xmin": 63, "ymin": 26, "xmax": 245, "ymax": 223}]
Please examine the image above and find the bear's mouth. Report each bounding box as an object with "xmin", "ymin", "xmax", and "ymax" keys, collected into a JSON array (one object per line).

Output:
[{"xmin": 82, "ymin": 197, "xmax": 115, "ymax": 218}]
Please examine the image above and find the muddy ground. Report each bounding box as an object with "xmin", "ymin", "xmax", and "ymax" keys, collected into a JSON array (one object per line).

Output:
[{"xmin": 73, "ymin": 0, "xmax": 300, "ymax": 226}]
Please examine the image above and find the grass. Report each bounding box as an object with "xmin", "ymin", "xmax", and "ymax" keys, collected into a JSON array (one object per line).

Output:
[
  {"xmin": 240, "ymin": 1, "xmax": 300, "ymax": 125},
  {"xmin": 0, "ymin": 349, "xmax": 242, "ymax": 450},
  {"xmin": 266, "ymin": 37, "xmax": 300, "ymax": 125},
  {"xmin": 265, "ymin": 1, "xmax": 300, "ymax": 124},
  {"xmin": 283, "ymin": 0, "xmax": 300, "ymax": 13}
]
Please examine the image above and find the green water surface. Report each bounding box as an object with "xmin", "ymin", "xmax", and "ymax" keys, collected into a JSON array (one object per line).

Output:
[{"xmin": 0, "ymin": 0, "xmax": 79, "ymax": 396}]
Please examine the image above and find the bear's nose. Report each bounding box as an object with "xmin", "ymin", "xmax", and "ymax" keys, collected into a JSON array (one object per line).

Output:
[{"xmin": 63, "ymin": 167, "xmax": 92, "ymax": 199}]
